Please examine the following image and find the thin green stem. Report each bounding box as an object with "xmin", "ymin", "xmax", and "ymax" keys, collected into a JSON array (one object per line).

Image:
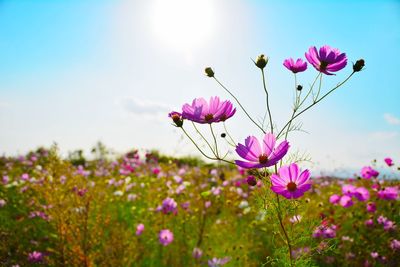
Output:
[
  {"xmin": 181, "ymin": 127, "xmax": 215, "ymax": 160},
  {"xmin": 294, "ymin": 74, "xmax": 298, "ymax": 105},
  {"xmin": 181, "ymin": 127, "xmax": 236, "ymax": 166},
  {"xmin": 261, "ymin": 69, "xmax": 274, "ymax": 134},
  {"xmin": 192, "ymin": 122, "xmax": 216, "ymax": 156},
  {"xmin": 277, "ymin": 71, "xmax": 355, "ymax": 139},
  {"xmin": 284, "ymin": 73, "xmax": 300, "ymax": 141},
  {"xmin": 209, "ymin": 124, "xmax": 219, "ymax": 158},
  {"xmin": 213, "ymin": 77, "xmax": 266, "ymax": 134},
  {"xmin": 314, "ymin": 74, "xmax": 323, "ymax": 101},
  {"xmin": 297, "ymin": 73, "xmax": 321, "ymax": 109},
  {"xmin": 275, "ymin": 193, "xmax": 293, "ymax": 266}
]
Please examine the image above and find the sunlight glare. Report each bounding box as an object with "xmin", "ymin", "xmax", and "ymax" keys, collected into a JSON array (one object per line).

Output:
[{"xmin": 151, "ymin": 0, "xmax": 216, "ymax": 53}]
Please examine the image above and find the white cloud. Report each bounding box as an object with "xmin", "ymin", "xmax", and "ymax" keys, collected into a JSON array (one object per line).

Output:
[
  {"xmin": 118, "ymin": 97, "xmax": 170, "ymax": 116},
  {"xmin": 0, "ymin": 101, "xmax": 10, "ymax": 108},
  {"xmin": 369, "ymin": 131, "xmax": 399, "ymax": 140},
  {"xmin": 384, "ymin": 113, "xmax": 400, "ymax": 125}
]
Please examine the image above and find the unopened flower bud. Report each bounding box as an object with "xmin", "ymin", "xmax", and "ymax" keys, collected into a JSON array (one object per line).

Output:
[
  {"xmin": 204, "ymin": 67, "xmax": 214, "ymax": 77},
  {"xmin": 246, "ymin": 175, "xmax": 257, "ymax": 186},
  {"xmin": 353, "ymin": 59, "xmax": 365, "ymax": 72},
  {"xmin": 168, "ymin": 111, "xmax": 183, "ymax": 127},
  {"xmin": 255, "ymin": 54, "xmax": 268, "ymax": 69},
  {"xmin": 296, "ymin": 85, "xmax": 303, "ymax": 91}
]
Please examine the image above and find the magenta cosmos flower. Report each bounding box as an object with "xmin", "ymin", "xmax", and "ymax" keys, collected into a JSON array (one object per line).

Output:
[
  {"xmin": 270, "ymin": 163, "xmax": 311, "ymax": 199},
  {"xmin": 136, "ymin": 223, "xmax": 144, "ymax": 236},
  {"xmin": 329, "ymin": 194, "xmax": 341, "ymax": 205},
  {"xmin": 283, "ymin": 58, "xmax": 307, "ymax": 73},
  {"xmin": 182, "ymin": 96, "xmax": 236, "ymax": 124},
  {"xmin": 159, "ymin": 229, "xmax": 174, "ymax": 246},
  {"xmin": 361, "ymin": 166, "xmax": 379, "ymax": 179},
  {"xmin": 354, "ymin": 187, "xmax": 370, "ymax": 201},
  {"xmin": 161, "ymin": 197, "xmax": 178, "ymax": 214},
  {"xmin": 377, "ymin": 186, "xmax": 398, "ymax": 200},
  {"xmin": 235, "ymin": 133, "xmax": 289, "ymax": 169},
  {"xmin": 28, "ymin": 251, "xmax": 44, "ymax": 263},
  {"xmin": 305, "ymin": 45, "xmax": 347, "ymax": 75},
  {"xmin": 339, "ymin": 195, "xmax": 353, "ymax": 208},
  {"xmin": 384, "ymin": 157, "xmax": 394, "ymax": 166}
]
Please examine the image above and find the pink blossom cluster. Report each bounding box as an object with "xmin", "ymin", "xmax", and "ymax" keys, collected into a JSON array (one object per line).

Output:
[
  {"xmin": 312, "ymin": 224, "xmax": 337, "ymax": 239},
  {"xmin": 28, "ymin": 251, "xmax": 44, "ymax": 263},
  {"xmin": 329, "ymin": 184, "xmax": 371, "ymax": 208},
  {"xmin": 360, "ymin": 166, "xmax": 379, "ymax": 179},
  {"xmin": 160, "ymin": 197, "xmax": 178, "ymax": 214},
  {"xmin": 377, "ymin": 215, "xmax": 396, "ymax": 231},
  {"xmin": 377, "ymin": 186, "xmax": 398, "ymax": 200}
]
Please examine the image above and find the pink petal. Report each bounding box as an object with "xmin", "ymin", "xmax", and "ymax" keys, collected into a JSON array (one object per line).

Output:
[
  {"xmin": 262, "ymin": 133, "xmax": 276, "ymax": 156},
  {"xmin": 245, "ymin": 136, "xmax": 262, "ymax": 157}
]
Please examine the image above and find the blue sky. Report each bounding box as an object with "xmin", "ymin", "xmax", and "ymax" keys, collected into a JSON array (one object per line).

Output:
[{"xmin": 0, "ymin": 0, "xmax": 399, "ymax": 175}]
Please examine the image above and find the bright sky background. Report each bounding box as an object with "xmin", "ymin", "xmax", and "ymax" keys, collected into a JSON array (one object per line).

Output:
[{"xmin": 0, "ymin": 0, "xmax": 399, "ymax": 176}]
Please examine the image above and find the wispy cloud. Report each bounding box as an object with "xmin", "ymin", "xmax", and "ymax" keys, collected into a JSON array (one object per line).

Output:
[
  {"xmin": 119, "ymin": 97, "xmax": 170, "ymax": 116},
  {"xmin": 368, "ymin": 131, "xmax": 399, "ymax": 140},
  {"xmin": 0, "ymin": 101, "xmax": 10, "ymax": 109},
  {"xmin": 384, "ymin": 113, "xmax": 400, "ymax": 125}
]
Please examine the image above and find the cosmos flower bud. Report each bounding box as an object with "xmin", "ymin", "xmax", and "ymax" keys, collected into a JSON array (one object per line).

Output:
[
  {"xmin": 168, "ymin": 111, "xmax": 183, "ymax": 127},
  {"xmin": 255, "ymin": 54, "xmax": 268, "ymax": 69},
  {"xmin": 353, "ymin": 59, "xmax": 365, "ymax": 72},
  {"xmin": 246, "ymin": 175, "xmax": 257, "ymax": 186},
  {"xmin": 296, "ymin": 85, "xmax": 303, "ymax": 91},
  {"xmin": 204, "ymin": 67, "xmax": 215, "ymax": 77}
]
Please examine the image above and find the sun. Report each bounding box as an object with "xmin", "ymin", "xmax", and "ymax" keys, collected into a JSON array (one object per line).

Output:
[{"xmin": 150, "ymin": 0, "xmax": 216, "ymax": 54}]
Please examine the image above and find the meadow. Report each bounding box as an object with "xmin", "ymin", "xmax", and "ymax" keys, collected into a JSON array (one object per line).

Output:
[{"xmin": 0, "ymin": 146, "xmax": 399, "ymax": 266}]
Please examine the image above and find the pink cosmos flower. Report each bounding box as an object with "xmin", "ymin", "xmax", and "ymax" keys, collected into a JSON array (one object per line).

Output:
[
  {"xmin": 0, "ymin": 199, "xmax": 6, "ymax": 207},
  {"xmin": 339, "ymin": 195, "xmax": 353, "ymax": 208},
  {"xmin": 28, "ymin": 251, "xmax": 43, "ymax": 263},
  {"xmin": 192, "ymin": 247, "xmax": 203, "ymax": 259},
  {"xmin": 360, "ymin": 166, "xmax": 379, "ymax": 179},
  {"xmin": 377, "ymin": 187, "xmax": 398, "ymax": 200},
  {"xmin": 208, "ymin": 257, "xmax": 230, "ymax": 267},
  {"xmin": 159, "ymin": 229, "xmax": 174, "ymax": 246},
  {"xmin": 152, "ymin": 167, "xmax": 161, "ymax": 175},
  {"xmin": 161, "ymin": 197, "xmax": 178, "ymax": 214},
  {"xmin": 283, "ymin": 58, "xmax": 307, "ymax": 73},
  {"xmin": 305, "ymin": 45, "xmax": 347, "ymax": 75},
  {"xmin": 354, "ymin": 187, "xmax": 370, "ymax": 202},
  {"xmin": 383, "ymin": 220, "xmax": 396, "ymax": 231},
  {"xmin": 370, "ymin": 252, "xmax": 379, "ymax": 259},
  {"xmin": 312, "ymin": 225, "xmax": 337, "ymax": 239},
  {"xmin": 342, "ymin": 184, "xmax": 357, "ymax": 196},
  {"xmin": 366, "ymin": 202, "xmax": 376, "ymax": 213},
  {"xmin": 182, "ymin": 96, "xmax": 236, "ymax": 124},
  {"xmin": 377, "ymin": 215, "xmax": 388, "ymax": 224},
  {"xmin": 235, "ymin": 133, "xmax": 289, "ymax": 169},
  {"xmin": 21, "ymin": 173, "xmax": 30, "ymax": 181},
  {"xmin": 390, "ymin": 239, "xmax": 400, "ymax": 250},
  {"xmin": 364, "ymin": 219, "xmax": 374, "ymax": 227},
  {"xmin": 384, "ymin": 157, "xmax": 394, "ymax": 166},
  {"xmin": 270, "ymin": 163, "xmax": 311, "ymax": 199},
  {"xmin": 136, "ymin": 223, "xmax": 144, "ymax": 236},
  {"xmin": 329, "ymin": 194, "xmax": 341, "ymax": 205}
]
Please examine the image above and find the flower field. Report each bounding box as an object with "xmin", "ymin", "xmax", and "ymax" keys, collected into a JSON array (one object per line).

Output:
[{"xmin": 0, "ymin": 147, "xmax": 399, "ymax": 266}]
